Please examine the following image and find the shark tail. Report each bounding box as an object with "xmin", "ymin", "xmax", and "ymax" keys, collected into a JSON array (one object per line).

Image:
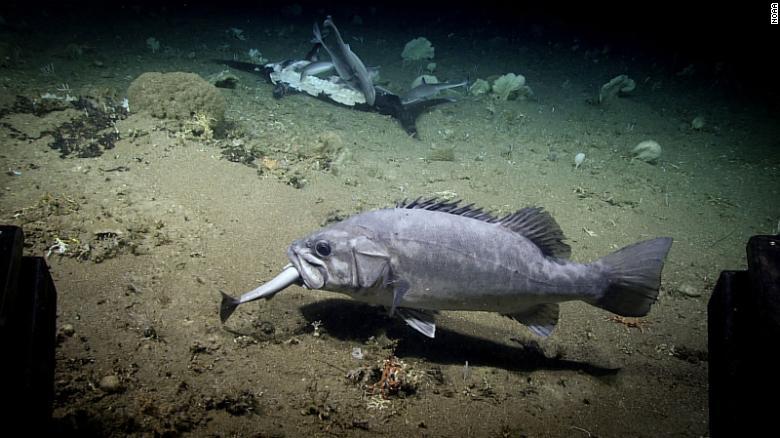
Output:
[
  {"xmin": 311, "ymin": 22, "xmax": 325, "ymax": 45},
  {"xmin": 595, "ymin": 237, "xmax": 673, "ymax": 317},
  {"xmin": 219, "ymin": 290, "xmax": 240, "ymax": 323}
]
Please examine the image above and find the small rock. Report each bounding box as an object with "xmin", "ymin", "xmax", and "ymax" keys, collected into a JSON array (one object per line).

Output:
[
  {"xmin": 234, "ymin": 335, "xmax": 257, "ymax": 348},
  {"xmin": 676, "ymin": 283, "xmax": 702, "ymax": 298},
  {"xmin": 632, "ymin": 140, "xmax": 662, "ymax": 164},
  {"xmin": 99, "ymin": 375, "xmax": 123, "ymax": 393},
  {"xmin": 252, "ymin": 320, "xmax": 275, "ymax": 335},
  {"xmin": 189, "ymin": 341, "xmax": 209, "ymax": 355},
  {"xmin": 61, "ymin": 323, "xmax": 76, "ymax": 337},
  {"xmin": 346, "ymin": 367, "xmax": 366, "ymax": 382},
  {"xmin": 208, "ymin": 70, "xmax": 240, "ymax": 89}
]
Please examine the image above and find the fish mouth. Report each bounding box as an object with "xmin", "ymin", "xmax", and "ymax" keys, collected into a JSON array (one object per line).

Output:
[{"xmin": 287, "ymin": 243, "xmax": 326, "ymax": 289}]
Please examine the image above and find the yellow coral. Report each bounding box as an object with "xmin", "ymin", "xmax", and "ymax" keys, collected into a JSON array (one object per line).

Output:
[
  {"xmin": 186, "ymin": 112, "xmax": 216, "ymax": 140},
  {"xmin": 261, "ymin": 156, "xmax": 279, "ymax": 171}
]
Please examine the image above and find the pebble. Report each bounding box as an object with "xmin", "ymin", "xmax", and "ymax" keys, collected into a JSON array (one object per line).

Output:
[
  {"xmin": 99, "ymin": 375, "xmax": 123, "ymax": 393},
  {"xmin": 253, "ymin": 320, "xmax": 275, "ymax": 335},
  {"xmin": 234, "ymin": 335, "xmax": 256, "ymax": 348},
  {"xmin": 61, "ymin": 323, "xmax": 75, "ymax": 337},
  {"xmin": 676, "ymin": 283, "xmax": 702, "ymax": 298}
]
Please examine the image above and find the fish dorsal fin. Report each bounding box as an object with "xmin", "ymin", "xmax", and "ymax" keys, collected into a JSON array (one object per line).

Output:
[
  {"xmin": 504, "ymin": 303, "xmax": 560, "ymax": 337},
  {"xmin": 497, "ymin": 207, "xmax": 571, "ymax": 259},
  {"xmin": 396, "ymin": 198, "xmax": 570, "ymax": 259}
]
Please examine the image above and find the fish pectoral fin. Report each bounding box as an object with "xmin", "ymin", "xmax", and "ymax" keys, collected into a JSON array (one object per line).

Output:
[
  {"xmin": 504, "ymin": 303, "xmax": 560, "ymax": 337},
  {"xmin": 396, "ymin": 308, "xmax": 436, "ymax": 338}
]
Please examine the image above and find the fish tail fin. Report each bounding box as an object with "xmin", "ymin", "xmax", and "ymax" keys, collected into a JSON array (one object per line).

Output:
[
  {"xmin": 219, "ymin": 290, "xmax": 240, "ymax": 323},
  {"xmin": 595, "ymin": 237, "xmax": 673, "ymax": 317}
]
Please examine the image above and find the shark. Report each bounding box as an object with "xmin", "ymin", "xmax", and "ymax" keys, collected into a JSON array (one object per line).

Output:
[
  {"xmin": 311, "ymin": 16, "xmax": 376, "ymax": 106},
  {"xmin": 401, "ymin": 78, "xmax": 468, "ymax": 105}
]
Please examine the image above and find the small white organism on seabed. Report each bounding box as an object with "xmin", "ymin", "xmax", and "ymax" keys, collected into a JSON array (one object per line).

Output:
[
  {"xmin": 574, "ymin": 152, "xmax": 586, "ymax": 169},
  {"xmin": 46, "ymin": 238, "xmax": 70, "ymax": 258},
  {"xmin": 311, "ymin": 320, "xmax": 323, "ymax": 337}
]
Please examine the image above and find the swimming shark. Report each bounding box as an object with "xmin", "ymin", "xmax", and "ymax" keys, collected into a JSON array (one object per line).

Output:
[{"xmin": 401, "ymin": 78, "xmax": 468, "ymax": 105}]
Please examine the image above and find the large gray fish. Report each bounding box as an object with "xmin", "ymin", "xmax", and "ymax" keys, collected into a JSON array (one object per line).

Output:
[{"xmin": 220, "ymin": 199, "xmax": 672, "ymax": 338}]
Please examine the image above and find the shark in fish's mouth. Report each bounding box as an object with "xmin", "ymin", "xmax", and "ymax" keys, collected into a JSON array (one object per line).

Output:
[{"xmin": 286, "ymin": 240, "xmax": 327, "ymax": 290}]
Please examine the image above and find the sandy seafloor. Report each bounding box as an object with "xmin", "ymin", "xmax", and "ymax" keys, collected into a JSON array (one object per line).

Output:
[{"xmin": 0, "ymin": 4, "xmax": 778, "ymax": 437}]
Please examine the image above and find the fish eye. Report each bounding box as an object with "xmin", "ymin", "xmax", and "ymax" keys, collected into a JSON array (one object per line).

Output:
[{"xmin": 314, "ymin": 241, "xmax": 331, "ymax": 257}]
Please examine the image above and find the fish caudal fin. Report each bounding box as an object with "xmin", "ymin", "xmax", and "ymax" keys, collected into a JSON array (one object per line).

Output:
[
  {"xmin": 595, "ymin": 237, "xmax": 673, "ymax": 317},
  {"xmin": 219, "ymin": 290, "xmax": 240, "ymax": 323}
]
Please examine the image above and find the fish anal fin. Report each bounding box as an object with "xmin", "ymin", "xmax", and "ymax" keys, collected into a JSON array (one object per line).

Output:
[
  {"xmin": 504, "ymin": 303, "xmax": 560, "ymax": 337},
  {"xmin": 396, "ymin": 308, "xmax": 436, "ymax": 338}
]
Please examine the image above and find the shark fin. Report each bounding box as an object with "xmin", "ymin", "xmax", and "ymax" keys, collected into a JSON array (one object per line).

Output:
[{"xmin": 219, "ymin": 290, "xmax": 240, "ymax": 323}]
